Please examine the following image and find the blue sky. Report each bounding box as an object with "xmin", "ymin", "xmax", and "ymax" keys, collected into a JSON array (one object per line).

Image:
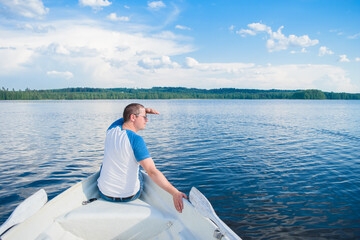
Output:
[{"xmin": 0, "ymin": 0, "xmax": 359, "ymax": 92}]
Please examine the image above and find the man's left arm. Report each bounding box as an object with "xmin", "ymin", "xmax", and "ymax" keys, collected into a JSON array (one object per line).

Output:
[{"xmin": 140, "ymin": 158, "xmax": 187, "ymax": 213}]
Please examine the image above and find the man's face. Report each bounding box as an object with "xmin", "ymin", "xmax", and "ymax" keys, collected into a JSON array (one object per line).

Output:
[{"xmin": 134, "ymin": 107, "xmax": 148, "ymax": 131}]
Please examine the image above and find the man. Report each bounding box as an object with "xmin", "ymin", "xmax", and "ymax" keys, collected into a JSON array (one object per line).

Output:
[{"xmin": 97, "ymin": 103, "xmax": 187, "ymax": 213}]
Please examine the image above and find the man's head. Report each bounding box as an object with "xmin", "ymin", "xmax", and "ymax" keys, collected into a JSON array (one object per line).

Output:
[
  {"xmin": 123, "ymin": 103, "xmax": 149, "ymax": 132},
  {"xmin": 123, "ymin": 103, "xmax": 145, "ymax": 122}
]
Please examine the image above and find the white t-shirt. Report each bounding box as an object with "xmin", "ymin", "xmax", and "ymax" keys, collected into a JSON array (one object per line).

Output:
[{"xmin": 97, "ymin": 118, "xmax": 150, "ymax": 198}]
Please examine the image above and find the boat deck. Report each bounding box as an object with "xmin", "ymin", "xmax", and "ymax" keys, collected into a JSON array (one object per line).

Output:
[
  {"xmin": 2, "ymin": 172, "xmax": 236, "ymax": 240},
  {"xmin": 37, "ymin": 198, "xmax": 192, "ymax": 240}
]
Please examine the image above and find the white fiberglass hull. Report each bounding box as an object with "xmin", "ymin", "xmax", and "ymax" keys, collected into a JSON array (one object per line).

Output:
[{"xmin": 1, "ymin": 172, "xmax": 241, "ymax": 240}]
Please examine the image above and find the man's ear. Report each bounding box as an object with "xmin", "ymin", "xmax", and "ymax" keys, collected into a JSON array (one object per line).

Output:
[{"xmin": 130, "ymin": 114, "xmax": 136, "ymax": 122}]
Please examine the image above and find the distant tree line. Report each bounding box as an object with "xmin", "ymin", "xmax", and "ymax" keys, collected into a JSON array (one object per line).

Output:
[{"xmin": 1, "ymin": 87, "xmax": 359, "ymax": 100}]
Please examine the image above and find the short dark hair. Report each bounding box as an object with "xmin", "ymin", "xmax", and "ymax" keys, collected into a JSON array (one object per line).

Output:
[{"xmin": 123, "ymin": 103, "xmax": 144, "ymax": 122}]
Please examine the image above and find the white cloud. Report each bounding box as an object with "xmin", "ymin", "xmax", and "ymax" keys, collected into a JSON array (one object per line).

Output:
[
  {"xmin": 107, "ymin": 13, "xmax": 130, "ymax": 22},
  {"xmin": 339, "ymin": 54, "xmax": 350, "ymax": 62},
  {"xmin": 348, "ymin": 33, "xmax": 360, "ymax": 39},
  {"xmin": 184, "ymin": 57, "xmax": 255, "ymax": 73},
  {"xmin": 43, "ymin": 43, "xmax": 71, "ymax": 55},
  {"xmin": 47, "ymin": 71, "xmax": 74, "ymax": 79},
  {"xmin": 148, "ymin": 1, "xmax": 166, "ymax": 10},
  {"xmin": 329, "ymin": 29, "xmax": 344, "ymax": 36},
  {"xmin": 138, "ymin": 56, "xmax": 180, "ymax": 69},
  {"xmin": 0, "ymin": 46, "xmax": 33, "ymax": 72},
  {"xmin": 287, "ymin": 34, "xmax": 318, "ymax": 47},
  {"xmin": 180, "ymin": 58, "xmax": 357, "ymax": 92},
  {"xmin": 319, "ymin": 46, "xmax": 334, "ymax": 56},
  {"xmin": 144, "ymin": 62, "xmax": 354, "ymax": 92},
  {"xmin": 355, "ymin": 57, "xmax": 360, "ymax": 62},
  {"xmin": 229, "ymin": 25, "xmax": 235, "ymax": 32},
  {"xmin": 151, "ymin": 31, "xmax": 193, "ymax": 42},
  {"xmin": 237, "ymin": 22, "xmax": 270, "ymax": 36},
  {"xmin": 17, "ymin": 23, "xmax": 55, "ymax": 33},
  {"xmin": 291, "ymin": 48, "xmax": 307, "ymax": 54},
  {"xmin": 0, "ymin": 19, "xmax": 194, "ymax": 87},
  {"xmin": 238, "ymin": 23, "xmax": 319, "ymax": 52},
  {"xmin": 0, "ymin": 0, "xmax": 49, "ymax": 19},
  {"xmin": 267, "ymin": 26, "xmax": 319, "ymax": 52},
  {"xmin": 175, "ymin": 25, "xmax": 191, "ymax": 31},
  {"xmin": 79, "ymin": 0, "xmax": 111, "ymax": 9},
  {"xmin": 236, "ymin": 29, "xmax": 256, "ymax": 37},
  {"xmin": 248, "ymin": 23, "xmax": 271, "ymax": 33},
  {"xmin": 184, "ymin": 57, "xmax": 199, "ymax": 68}
]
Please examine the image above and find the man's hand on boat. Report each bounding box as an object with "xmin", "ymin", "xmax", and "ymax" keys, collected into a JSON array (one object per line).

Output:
[
  {"xmin": 140, "ymin": 157, "xmax": 188, "ymax": 213},
  {"xmin": 172, "ymin": 190, "xmax": 188, "ymax": 213}
]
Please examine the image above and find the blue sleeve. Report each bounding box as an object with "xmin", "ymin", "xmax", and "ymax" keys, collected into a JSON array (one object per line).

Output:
[
  {"xmin": 126, "ymin": 130, "xmax": 151, "ymax": 161},
  {"xmin": 108, "ymin": 118, "xmax": 124, "ymax": 131}
]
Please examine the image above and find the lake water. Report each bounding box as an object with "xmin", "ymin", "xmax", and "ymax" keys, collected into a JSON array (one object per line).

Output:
[{"xmin": 0, "ymin": 100, "xmax": 359, "ymax": 239}]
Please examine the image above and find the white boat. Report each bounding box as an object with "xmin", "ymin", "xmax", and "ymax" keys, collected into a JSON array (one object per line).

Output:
[{"xmin": 0, "ymin": 171, "xmax": 241, "ymax": 240}]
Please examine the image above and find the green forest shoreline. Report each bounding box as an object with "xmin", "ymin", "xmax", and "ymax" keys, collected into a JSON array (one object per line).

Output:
[{"xmin": 1, "ymin": 87, "xmax": 360, "ymax": 100}]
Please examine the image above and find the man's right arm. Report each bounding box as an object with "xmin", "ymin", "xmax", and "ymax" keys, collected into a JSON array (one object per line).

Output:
[{"xmin": 139, "ymin": 158, "xmax": 187, "ymax": 213}]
